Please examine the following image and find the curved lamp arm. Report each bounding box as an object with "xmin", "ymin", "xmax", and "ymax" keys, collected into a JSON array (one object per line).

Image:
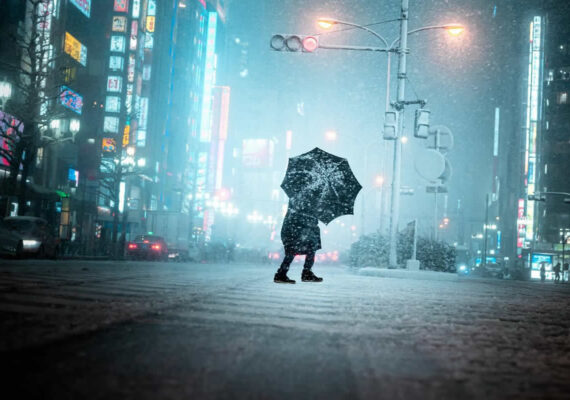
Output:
[
  {"xmin": 318, "ymin": 18, "xmax": 389, "ymax": 49},
  {"xmin": 389, "ymin": 24, "xmax": 465, "ymax": 49}
]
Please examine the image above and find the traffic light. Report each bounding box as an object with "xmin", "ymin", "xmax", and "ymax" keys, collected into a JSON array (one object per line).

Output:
[
  {"xmin": 414, "ymin": 108, "xmax": 430, "ymax": 138},
  {"xmin": 270, "ymin": 34, "xmax": 319, "ymax": 52},
  {"xmin": 528, "ymin": 193, "xmax": 546, "ymax": 202},
  {"xmin": 383, "ymin": 111, "xmax": 398, "ymax": 140}
]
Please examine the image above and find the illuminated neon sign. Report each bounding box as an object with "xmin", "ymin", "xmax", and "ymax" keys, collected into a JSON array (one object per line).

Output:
[
  {"xmin": 200, "ymin": 12, "xmax": 217, "ymax": 143},
  {"xmin": 64, "ymin": 32, "xmax": 87, "ymax": 66},
  {"xmin": 70, "ymin": 0, "xmax": 91, "ymax": 17},
  {"xmin": 114, "ymin": 0, "xmax": 129, "ymax": 12},
  {"xmin": 59, "ymin": 86, "xmax": 83, "ymax": 114},
  {"xmin": 522, "ymin": 16, "xmax": 543, "ymax": 243}
]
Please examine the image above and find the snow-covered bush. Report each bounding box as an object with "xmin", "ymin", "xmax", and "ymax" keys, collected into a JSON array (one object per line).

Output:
[{"xmin": 349, "ymin": 232, "xmax": 456, "ymax": 271}]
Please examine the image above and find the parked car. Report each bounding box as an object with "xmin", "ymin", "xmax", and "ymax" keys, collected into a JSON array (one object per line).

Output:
[
  {"xmin": 126, "ymin": 235, "xmax": 168, "ymax": 261},
  {"xmin": 3, "ymin": 216, "xmax": 59, "ymax": 259},
  {"xmin": 0, "ymin": 218, "xmax": 24, "ymax": 258}
]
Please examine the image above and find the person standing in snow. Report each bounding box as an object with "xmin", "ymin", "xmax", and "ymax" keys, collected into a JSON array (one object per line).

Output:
[
  {"xmin": 274, "ymin": 197, "xmax": 323, "ymax": 284},
  {"xmin": 540, "ymin": 262, "xmax": 546, "ymax": 282}
]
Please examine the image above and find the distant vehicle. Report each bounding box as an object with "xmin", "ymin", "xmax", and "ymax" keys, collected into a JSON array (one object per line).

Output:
[
  {"xmin": 3, "ymin": 216, "xmax": 59, "ymax": 259},
  {"xmin": 455, "ymin": 246, "xmax": 471, "ymax": 275},
  {"xmin": 0, "ymin": 218, "xmax": 24, "ymax": 258},
  {"xmin": 145, "ymin": 211, "xmax": 191, "ymax": 258},
  {"xmin": 126, "ymin": 235, "xmax": 168, "ymax": 261},
  {"xmin": 482, "ymin": 262, "xmax": 505, "ymax": 278},
  {"xmin": 456, "ymin": 262, "xmax": 470, "ymax": 276}
]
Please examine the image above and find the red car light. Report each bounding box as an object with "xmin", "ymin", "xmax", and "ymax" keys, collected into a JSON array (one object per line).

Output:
[
  {"xmin": 151, "ymin": 244, "xmax": 161, "ymax": 251},
  {"xmin": 128, "ymin": 243, "xmax": 138, "ymax": 249}
]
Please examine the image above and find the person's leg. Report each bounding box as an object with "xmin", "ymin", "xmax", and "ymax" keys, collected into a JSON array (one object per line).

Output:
[
  {"xmin": 278, "ymin": 252, "xmax": 295, "ymax": 273},
  {"xmin": 275, "ymin": 250, "xmax": 296, "ymax": 283},
  {"xmin": 303, "ymin": 251, "xmax": 315, "ymax": 272},
  {"xmin": 301, "ymin": 251, "xmax": 322, "ymax": 282}
]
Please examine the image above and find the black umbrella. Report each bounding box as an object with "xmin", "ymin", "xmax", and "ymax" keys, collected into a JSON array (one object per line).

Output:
[{"xmin": 281, "ymin": 147, "xmax": 363, "ymax": 224}]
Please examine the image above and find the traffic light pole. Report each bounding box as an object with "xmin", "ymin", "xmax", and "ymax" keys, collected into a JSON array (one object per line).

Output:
[{"xmin": 388, "ymin": 0, "xmax": 409, "ymax": 268}]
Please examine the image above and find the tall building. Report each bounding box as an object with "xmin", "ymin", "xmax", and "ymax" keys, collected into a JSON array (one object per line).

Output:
[
  {"xmin": 0, "ymin": 0, "xmax": 105, "ymax": 240},
  {"xmin": 535, "ymin": 4, "xmax": 570, "ymax": 250},
  {"xmin": 502, "ymin": 1, "xmax": 570, "ymax": 273},
  {"xmin": 151, "ymin": 0, "xmax": 229, "ymax": 242},
  {"xmin": 95, "ymin": 0, "xmax": 161, "ymax": 243}
]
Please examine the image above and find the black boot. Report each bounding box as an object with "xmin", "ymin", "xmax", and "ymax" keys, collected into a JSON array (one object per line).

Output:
[
  {"xmin": 301, "ymin": 270, "xmax": 323, "ymax": 282},
  {"xmin": 274, "ymin": 271, "xmax": 296, "ymax": 284}
]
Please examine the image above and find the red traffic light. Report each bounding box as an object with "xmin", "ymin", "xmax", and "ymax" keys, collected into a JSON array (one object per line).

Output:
[
  {"xmin": 302, "ymin": 36, "xmax": 319, "ymax": 52},
  {"xmin": 270, "ymin": 34, "xmax": 319, "ymax": 52}
]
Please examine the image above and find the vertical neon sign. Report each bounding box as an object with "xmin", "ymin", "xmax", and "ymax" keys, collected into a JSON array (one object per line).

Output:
[
  {"xmin": 523, "ymin": 16, "xmax": 543, "ymax": 243},
  {"xmin": 200, "ymin": 12, "xmax": 217, "ymax": 143}
]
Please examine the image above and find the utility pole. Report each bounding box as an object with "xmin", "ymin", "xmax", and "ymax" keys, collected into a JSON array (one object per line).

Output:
[{"xmin": 388, "ymin": 0, "xmax": 409, "ymax": 268}]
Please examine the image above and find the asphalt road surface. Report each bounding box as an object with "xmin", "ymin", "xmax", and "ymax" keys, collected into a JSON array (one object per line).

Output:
[{"xmin": 1, "ymin": 259, "xmax": 569, "ymax": 400}]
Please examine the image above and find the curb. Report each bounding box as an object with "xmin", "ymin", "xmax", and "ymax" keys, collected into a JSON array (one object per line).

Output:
[{"xmin": 357, "ymin": 267, "xmax": 459, "ymax": 281}]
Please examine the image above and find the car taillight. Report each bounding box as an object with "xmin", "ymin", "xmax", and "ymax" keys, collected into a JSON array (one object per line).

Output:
[
  {"xmin": 128, "ymin": 243, "xmax": 138, "ymax": 249},
  {"xmin": 151, "ymin": 244, "xmax": 161, "ymax": 251}
]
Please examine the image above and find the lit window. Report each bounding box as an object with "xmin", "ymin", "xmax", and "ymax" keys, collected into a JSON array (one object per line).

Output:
[{"xmin": 557, "ymin": 92, "xmax": 568, "ymax": 104}]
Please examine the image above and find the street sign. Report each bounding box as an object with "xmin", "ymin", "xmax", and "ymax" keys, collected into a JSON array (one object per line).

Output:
[
  {"xmin": 428, "ymin": 125, "xmax": 454, "ymax": 154},
  {"xmin": 414, "ymin": 149, "xmax": 445, "ymax": 181},
  {"xmin": 426, "ymin": 185, "xmax": 448, "ymax": 193}
]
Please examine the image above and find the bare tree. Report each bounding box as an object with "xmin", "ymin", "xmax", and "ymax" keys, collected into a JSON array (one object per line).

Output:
[
  {"xmin": 0, "ymin": 0, "xmax": 68, "ymax": 215},
  {"xmin": 98, "ymin": 113, "xmax": 144, "ymax": 258}
]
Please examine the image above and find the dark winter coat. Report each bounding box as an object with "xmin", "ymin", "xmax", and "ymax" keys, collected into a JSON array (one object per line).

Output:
[{"xmin": 280, "ymin": 208, "xmax": 321, "ymax": 255}]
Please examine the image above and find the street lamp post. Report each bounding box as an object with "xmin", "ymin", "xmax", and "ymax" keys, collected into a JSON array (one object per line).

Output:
[{"xmin": 317, "ymin": 3, "xmax": 463, "ymax": 268}]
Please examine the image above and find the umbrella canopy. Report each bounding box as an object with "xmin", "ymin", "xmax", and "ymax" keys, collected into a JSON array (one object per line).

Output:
[{"xmin": 281, "ymin": 147, "xmax": 362, "ymax": 224}]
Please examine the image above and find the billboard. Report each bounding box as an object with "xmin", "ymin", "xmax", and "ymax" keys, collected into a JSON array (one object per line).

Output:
[
  {"xmin": 132, "ymin": 0, "xmax": 141, "ymax": 18},
  {"xmin": 68, "ymin": 168, "xmax": 79, "ymax": 187},
  {"xmin": 70, "ymin": 0, "xmax": 91, "ymax": 17},
  {"xmin": 146, "ymin": 16, "xmax": 155, "ymax": 33},
  {"xmin": 242, "ymin": 139, "xmax": 274, "ymax": 168},
  {"xmin": 64, "ymin": 32, "xmax": 87, "ymax": 66},
  {"xmin": 59, "ymin": 86, "xmax": 83, "ymax": 114},
  {"xmin": 114, "ymin": 0, "xmax": 129, "ymax": 12},
  {"xmin": 110, "ymin": 35, "xmax": 126, "ymax": 53},
  {"xmin": 105, "ymin": 96, "xmax": 121, "ymax": 113},
  {"xmin": 102, "ymin": 138, "xmax": 116, "ymax": 153},
  {"xmin": 0, "ymin": 111, "xmax": 23, "ymax": 167},
  {"xmin": 103, "ymin": 116, "xmax": 120, "ymax": 133},
  {"xmin": 531, "ymin": 253, "xmax": 553, "ymax": 280},
  {"xmin": 112, "ymin": 16, "xmax": 127, "ymax": 32},
  {"xmin": 130, "ymin": 21, "xmax": 138, "ymax": 51},
  {"xmin": 107, "ymin": 76, "xmax": 123, "ymax": 92}
]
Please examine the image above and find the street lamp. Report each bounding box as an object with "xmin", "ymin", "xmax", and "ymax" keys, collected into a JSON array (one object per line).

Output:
[
  {"xmin": 324, "ymin": 130, "xmax": 338, "ymax": 141},
  {"xmin": 317, "ymin": 6, "xmax": 464, "ymax": 268}
]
